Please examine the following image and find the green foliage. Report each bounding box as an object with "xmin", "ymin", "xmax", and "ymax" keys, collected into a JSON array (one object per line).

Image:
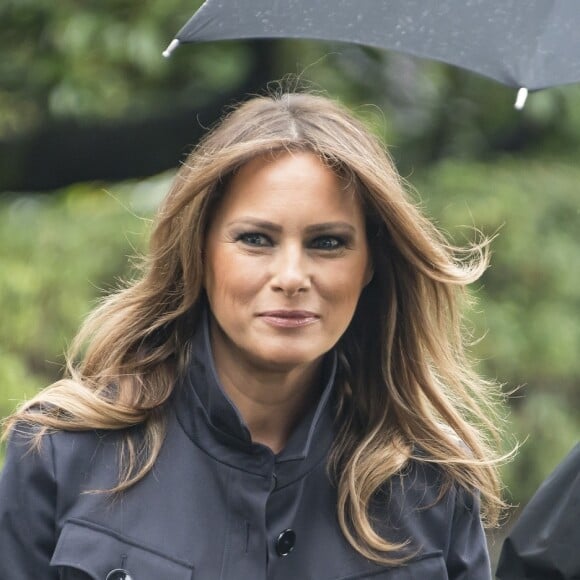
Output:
[
  {"xmin": 415, "ymin": 157, "xmax": 580, "ymax": 387},
  {"xmin": 0, "ymin": 0, "xmax": 252, "ymax": 135},
  {"xmin": 0, "ymin": 173, "xmax": 171, "ymax": 419},
  {"xmin": 502, "ymin": 394, "xmax": 579, "ymax": 502},
  {"xmin": 414, "ymin": 156, "xmax": 580, "ymax": 502}
]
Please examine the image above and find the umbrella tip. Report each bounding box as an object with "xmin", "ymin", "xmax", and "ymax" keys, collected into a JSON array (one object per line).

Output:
[
  {"xmin": 162, "ymin": 39, "xmax": 180, "ymax": 58},
  {"xmin": 514, "ymin": 87, "xmax": 528, "ymax": 110}
]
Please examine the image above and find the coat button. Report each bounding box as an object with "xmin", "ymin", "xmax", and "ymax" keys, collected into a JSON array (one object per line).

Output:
[
  {"xmin": 106, "ymin": 569, "xmax": 133, "ymax": 580},
  {"xmin": 275, "ymin": 529, "xmax": 296, "ymax": 557}
]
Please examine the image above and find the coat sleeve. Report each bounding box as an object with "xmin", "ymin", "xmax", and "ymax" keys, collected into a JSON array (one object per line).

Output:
[
  {"xmin": 496, "ymin": 442, "xmax": 580, "ymax": 580},
  {"xmin": 446, "ymin": 486, "xmax": 492, "ymax": 580},
  {"xmin": 0, "ymin": 428, "xmax": 59, "ymax": 580}
]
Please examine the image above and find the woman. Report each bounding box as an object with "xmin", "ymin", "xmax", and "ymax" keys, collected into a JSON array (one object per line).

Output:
[{"xmin": 0, "ymin": 92, "xmax": 504, "ymax": 579}]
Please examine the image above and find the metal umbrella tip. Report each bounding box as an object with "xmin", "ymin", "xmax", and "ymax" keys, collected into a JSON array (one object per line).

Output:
[
  {"xmin": 162, "ymin": 39, "xmax": 180, "ymax": 58},
  {"xmin": 514, "ymin": 87, "xmax": 529, "ymax": 110}
]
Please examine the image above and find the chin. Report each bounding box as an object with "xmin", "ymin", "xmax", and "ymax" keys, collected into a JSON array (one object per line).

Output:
[{"xmin": 252, "ymin": 348, "xmax": 323, "ymax": 372}]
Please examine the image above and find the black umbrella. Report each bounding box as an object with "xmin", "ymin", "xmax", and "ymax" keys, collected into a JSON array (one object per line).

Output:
[
  {"xmin": 163, "ymin": 0, "xmax": 580, "ymax": 109},
  {"xmin": 496, "ymin": 442, "xmax": 580, "ymax": 579}
]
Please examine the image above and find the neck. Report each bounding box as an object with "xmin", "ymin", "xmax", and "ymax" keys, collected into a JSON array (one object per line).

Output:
[{"xmin": 209, "ymin": 328, "xmax": 324, "ymax": 454}]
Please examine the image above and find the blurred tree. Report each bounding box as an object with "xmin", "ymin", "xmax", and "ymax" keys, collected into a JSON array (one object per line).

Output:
[
  {"xmin": 0, "ymin": 0, "xmax": 276, "ymax": 190},
  {"xmin": 414, "ymin": 156, "xmax": 580, "ymax": 501},
  {"xmin": 0, "ymin": 174, "xmax": 169, "ymax": 418},
  {"xmin": 416, "ymin": 157, "xmax": 580, "ymax": 394},
  {"xmin": 3, "ymin": 0, "xmax": 580, "ymax": 191}
]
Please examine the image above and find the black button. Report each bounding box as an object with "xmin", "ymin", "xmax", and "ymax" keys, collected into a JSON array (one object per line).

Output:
[
  {"xmin": 275, "ymin": 529, "xmax": 296, "ymax": 557},
  {"xmin": 106, "ymin": 569, "xmax": 133, "ymax": 580}
]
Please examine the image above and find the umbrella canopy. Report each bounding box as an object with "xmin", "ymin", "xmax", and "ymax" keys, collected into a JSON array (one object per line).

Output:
[{"xmin": 164, "ymin": 0, "xmax": 580, "ymax": 108}]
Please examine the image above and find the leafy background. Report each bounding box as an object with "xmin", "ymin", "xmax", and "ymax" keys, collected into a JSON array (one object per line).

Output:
[{"xmin": 1, "ymin": 0, "xmax": 579, "ymax": 566}]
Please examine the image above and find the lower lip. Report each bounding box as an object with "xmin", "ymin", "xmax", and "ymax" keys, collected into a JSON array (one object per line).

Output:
[{"xmin": 259, "ymin": 315, "xmax": 319, "ymax": 328}]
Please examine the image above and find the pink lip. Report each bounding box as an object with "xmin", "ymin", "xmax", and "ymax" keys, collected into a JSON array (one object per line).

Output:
[{"xmin": 257, "ymin": 310, "xmax": 320, "ymax": 328}]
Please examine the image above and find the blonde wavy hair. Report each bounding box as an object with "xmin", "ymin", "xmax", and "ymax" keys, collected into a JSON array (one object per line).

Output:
[{"xmin": 4, "ymin": 91, "xmax": 506, "ymax": 565}]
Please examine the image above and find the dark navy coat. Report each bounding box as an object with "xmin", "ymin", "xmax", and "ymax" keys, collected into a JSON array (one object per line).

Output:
[
  {"xmin": 496, "ymin": 442, "xmax": 580, "ymax": 579},
  {"xmin": 0, "ymin": 321, "xmax": 492, "ymax": 579}
]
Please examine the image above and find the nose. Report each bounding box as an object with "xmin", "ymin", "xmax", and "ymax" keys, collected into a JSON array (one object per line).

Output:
[{"xmin": 270, "ymin": 244, "xmax": 310, "ymax": 296}]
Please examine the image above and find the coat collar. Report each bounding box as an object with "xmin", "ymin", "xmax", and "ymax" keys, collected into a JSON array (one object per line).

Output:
[{"xmin": 173, "ymin": 312, "xmax": 337, "ymax": 487}]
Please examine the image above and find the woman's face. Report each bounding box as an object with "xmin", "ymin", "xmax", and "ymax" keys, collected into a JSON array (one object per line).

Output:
[{"xmin": 204, "ymin": 151, "xmax": 372, "ymax": 372}]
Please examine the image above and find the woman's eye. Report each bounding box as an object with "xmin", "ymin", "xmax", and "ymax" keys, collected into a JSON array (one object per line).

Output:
[
  {"xmin": 310, "ymin": 236, "xmax": 345, "ymax": 250},
  {"xmin": 237, "ymin": 233, "xmax": 271, "ymax": 247}
]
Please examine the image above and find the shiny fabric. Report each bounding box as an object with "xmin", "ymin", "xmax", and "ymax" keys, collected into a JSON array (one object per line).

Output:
[
  {"xmin": 496, "ymin": 442, "xmax": 580, "ymax": 579},
  {"xmin": 171, "ymin": 0, "xmax": 580, "ymax": 91},
  {"xmin": 0, "ymin": 319, "xmax": 492, "ymax": 579}
]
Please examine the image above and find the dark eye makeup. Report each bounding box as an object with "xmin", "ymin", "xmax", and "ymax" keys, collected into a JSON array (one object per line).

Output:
[
  {"xmin": 233, "ymin": 231, "xmax": 351, "ymax": 251},
  {"xmin": 235, "ymin": 232, "xmax": 272, "ymax": 247},
  {"xmin": 309, "ymin": 236, "xmax": 347, "ymax": 250}
]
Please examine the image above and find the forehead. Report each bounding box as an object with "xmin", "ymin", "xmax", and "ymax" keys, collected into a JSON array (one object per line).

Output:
[{"xmin": 212, "ymin": 151, "xmax": 364, "ymax": 224}]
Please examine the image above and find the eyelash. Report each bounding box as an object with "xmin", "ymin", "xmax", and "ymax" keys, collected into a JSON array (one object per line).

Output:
[
  {"xmin": 310, "ymin": 236, "xmax": 345, "ymax": 250},
  {"xmin": 235, "ymin": 232, "xmax": 347, "ymax": 251},
  {"xmin": 236, "ymin": 232, "xmax": 271, "ymax": 247}
]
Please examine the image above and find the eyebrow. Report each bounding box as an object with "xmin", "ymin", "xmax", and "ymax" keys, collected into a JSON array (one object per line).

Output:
[
  {"xmin": 304, "ymin": 222, "xmax": 357, "ymax": 235},
  {"xmin": 227, "ymin": 218, "xmax": 282, "ymax": 232},
  {"xmin": 226, "ymin": 218, "xmax": 357, "ymax": 235}
]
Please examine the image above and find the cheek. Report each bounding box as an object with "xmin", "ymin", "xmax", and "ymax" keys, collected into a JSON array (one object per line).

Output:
[
  {"xmin": 318, "ymin": 264, "xmax": 368, "ymax": 309},
  {"xmin": 205, "ymin": 251, "xmax": 262, "ymax": 307}
]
